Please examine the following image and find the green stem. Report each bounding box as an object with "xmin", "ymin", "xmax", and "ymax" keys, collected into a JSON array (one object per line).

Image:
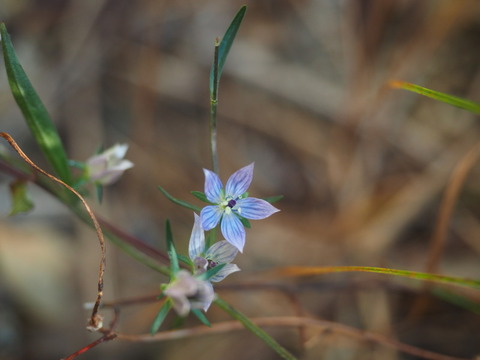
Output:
[
  {"xmin": 214, "ymin": 296, "xmax": 297, "ymax": 360},
  {"xmin": 210, "ymin": 39, "xmax": 220, "ymax": 175}
]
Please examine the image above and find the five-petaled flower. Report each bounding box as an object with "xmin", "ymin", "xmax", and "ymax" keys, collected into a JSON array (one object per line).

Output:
[
  {"xmin": 200, "ymin": 163, "xmax": 279, "ymax": 252},
  {"xmin": 163, "ymin": 270, "xmax": 214, "ymax": 317},
  {"xmin": 86, "ymin": 144, "xmax": 134, "ymax": 185},
  {"xmin": 189, "ymin": 213, "xmax": 240, "ymax": 282}
]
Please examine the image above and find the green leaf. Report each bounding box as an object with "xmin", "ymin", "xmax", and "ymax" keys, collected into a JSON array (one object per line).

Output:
[
  {"xmin": 9, "ymin": 179, "xmax": 34, "ymax": 215},
  {"xmin": 165, "ymin": 220, "xmax": 179, "ymax": 274},
  {"xmin": 215, "ymin": 296, "xmax": 297, "ymax": 360},
  {"xmin": 191, "ymin": 190, "xmax": 212, "ymax": 204},
  {"xmin": 0, "ymin": 23, "xmax": 72, "ymax": 184},
  {"xmin": 199, "ymin": 263, "xmax": 226, "ymax": 281},
  {"xmin": 150, "ymin": 299, "xmax": 173, "ymax": 334},
  {"xmin": 390, "ymin": 80, "xmax": 480, "ymax": 114},
  {"xmin": 158, "ymin": 186, "xmax": 201, "ymax": 212},
  {"xmin": 209, "ymin": 6, "xmax": 247, "ymax": 96},
  {"xmin": 95, "ymin": 183, "xmax": 103, "ymax": 203},
  {"xmin": 191, "ymin": 309, "xmax": 211, "ymax": 327},
  {"xmin": 264, "ymin": 195, "xmax": 283, "ymax": 204},
  {"xmin": 177, "ymin": 253, "xmax": 192, "ymax": 267}
]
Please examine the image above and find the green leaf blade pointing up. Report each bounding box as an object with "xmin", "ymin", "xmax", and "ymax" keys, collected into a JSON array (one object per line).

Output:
[
  {"xmin": 209, "ymin": 6, "xmax": 247, "ymax": 96},
  {"xmin": 0, "ymin": 23, "xmax": 72, "ymax": 184}
]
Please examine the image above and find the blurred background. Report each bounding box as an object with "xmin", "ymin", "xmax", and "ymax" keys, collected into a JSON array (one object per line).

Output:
[{"xmin": 0, "ymin": 0, "xmax": 479, "ymax": 359}]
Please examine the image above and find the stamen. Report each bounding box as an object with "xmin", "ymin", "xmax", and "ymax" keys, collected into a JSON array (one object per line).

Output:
[
  {"xmin": 207, "ymin": 260, "xmax": 218, "ymax": 270},
  {"xmin": 227, "ymin": 199, "xmax": 236, "ymax": 208}
]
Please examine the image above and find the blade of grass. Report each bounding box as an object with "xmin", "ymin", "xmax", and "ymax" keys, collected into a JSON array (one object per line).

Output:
[
  {"xmin": 0, "ymin": 23, "xmax": 72, "ymax": 183},
  {"xmin": 271, "ymin": 266, "xmax": 480, "ymax": 289},
  {"xmin": 390, "ymin": 80, "xmax": 480, "ymax": 114}
]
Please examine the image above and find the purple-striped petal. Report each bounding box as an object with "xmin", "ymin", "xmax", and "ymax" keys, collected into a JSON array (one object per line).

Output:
[
  {"xmin": 236, "ymin": 197, "xmax": 280, "ymax": 220},
  {"xmin": 206, "ymin": 240, "xmax": 238, "ymax": 264},
  {"xmin": 209, "ymin": 264, "xmax": 241, "ymax": 283},
  {"xmin": 203, "ymin": 169, "xmax": 224, "ymax": 203},
  {"xmin": 220, "ymin": 212, "xmax": 246, "ymax": 252},
  {"xmin": 200, "ymin": 205, "xmax": 223, "ymax": 231},
  {"xmin": 225, "ymin": 163, "xmax": 254, "ymax": 199},
  {"xmin": 189, "ymin": 213, "xmax": 206, "ymax": 260}
]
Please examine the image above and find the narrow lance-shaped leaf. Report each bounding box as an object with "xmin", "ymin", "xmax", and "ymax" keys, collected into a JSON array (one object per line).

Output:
[
  {"xmin": 191, "ymin": 190, "xmax": 212, "ymax": 204},
  {"xmin": 158, "ymin": 186, "xmax": 201, "ymax": 212},
  {"xmin": 165, "ymin": 220, "xmax": 179, "ymax": 274},
  {"xmin": 191, "ymin": 309, "xmax": 211, "ymax": 327},
  {"xmin": 390, "ymin": 80, "xmax": 480, "ymax": 114},
  {"xmin": 209, "ymin": 6, "xmax": 247, "ymax": 96},
  {"xmin": 150, "ymin": 299, "xmax": 172, "ymax": 334},
  {"xmin": 214, "ymin": 296, "xmax": 297, "ymax": 360},
  {"xmin": 199, "ymin": 263, "xmax": 226, "ymax": 281},
  {"xmin": 0, "ymin": 23, "xmax": 72, "ymax": 183}
]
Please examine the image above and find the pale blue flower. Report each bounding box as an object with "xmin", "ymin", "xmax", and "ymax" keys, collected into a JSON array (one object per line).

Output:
[
  {"xmin": 189, "ymin": 213, "xmax": 240, "ymax": 282},
  {"xmin": 86, "ymin": 144, "xmax": 134, "ymax": 185},
  {"xmin": 163, "ymin": 270, "xmax": 214, "ymax": 316},
  {"xmin": 200, "ymin": 163, "xmax": 279, "ymax": 252}
]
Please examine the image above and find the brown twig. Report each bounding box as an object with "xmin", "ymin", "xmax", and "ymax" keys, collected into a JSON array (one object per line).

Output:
[
  {"xmin": 427, "ymin": 141, "xmax": 480, "ymax": 273},
  {"xmin": 111, "ymin": 316, "xmax": 470, "ymax": 360},
  {"xmin": 0, "ymin": 132, "xmax": 106, "ymax": 330},
  {"xmin": 61, "ymin": 333, "xmax": 117, "ymax": 360}
]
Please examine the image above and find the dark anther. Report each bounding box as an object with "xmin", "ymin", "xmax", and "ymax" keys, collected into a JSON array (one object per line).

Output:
[
  {"xmin": 227, "ymin": 199, "xmax": 236, "ymax": 208},
  {"xmin": 207, "ymin": 260, "xmax": 218, "ymax": 269}
]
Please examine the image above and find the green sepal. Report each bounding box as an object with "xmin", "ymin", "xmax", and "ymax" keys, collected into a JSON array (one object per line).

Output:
[
  {"xmin": 9, "ymin": 179, "xmax": 34, "ymax": 215},
  {"xmin": 158, "ymin": 186, "xmax": 201, "ymax": 212},
  {"xmin": 209, "ymin": 6, "xmax": 247, "ymax": 96},
  {"xmin": 191, "ymin": 309, "xmax": 211, "ymax": 327},
  {"xmin": 0, "ymin": 23, "xmax": 72, "ymax": 184},
  {"xmin": 238, "ymin": 215, "xmax": 251, "ymax": 229},
  {"xmin": 206, "ymin": 227, "xmax": 216, "ymax": 249},
  {"xmin": 165, "ymin": 220, "xmax": 179, "ymax": 274},
  {"xmin": 150, "ymin": 299, "xmax": 173, "ymax": 334}
]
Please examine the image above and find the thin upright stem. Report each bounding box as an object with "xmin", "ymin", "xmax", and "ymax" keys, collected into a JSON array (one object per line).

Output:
[{"xmin": 210, "ymin": 38, "xmax": 220, "ymax": 175}]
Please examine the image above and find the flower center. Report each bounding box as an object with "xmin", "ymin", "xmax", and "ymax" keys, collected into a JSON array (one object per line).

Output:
[{"xmin": 207, "ymin": 259, "xmax": 218, "ymax": 270}]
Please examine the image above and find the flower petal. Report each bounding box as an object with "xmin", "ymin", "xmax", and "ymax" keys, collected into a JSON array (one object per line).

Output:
[
  {"xmin": 225, "ymin": 163, "xmax": 254, "ymax": 199},
  {"xmin": 200, "ymin": 205, "xmax": 223, "ymax": 231},
  {"xmin": 206, "ymin": 240, "xmax": 238, "ymax": 264},
  {"xmin": 210, "ymin": 264, "xmax": 241, "ymax": 282},
  {"xmin": 220, "ymin": 212, "xmax": 246, "ymax": 252},
  {"xmin": 203, "ymin": 169, "xmax": 224, "ymax": 203},
  {"xmin": 236, "ymin": 197, "xmax": 280, "ymax": 220},
  {"xmin": 193, "ymin": 256, "xmax": 208, "ymax": 276},
  {"xmin": 189, "ymin": 213, "xmax": 206, "ymax": 260}
]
